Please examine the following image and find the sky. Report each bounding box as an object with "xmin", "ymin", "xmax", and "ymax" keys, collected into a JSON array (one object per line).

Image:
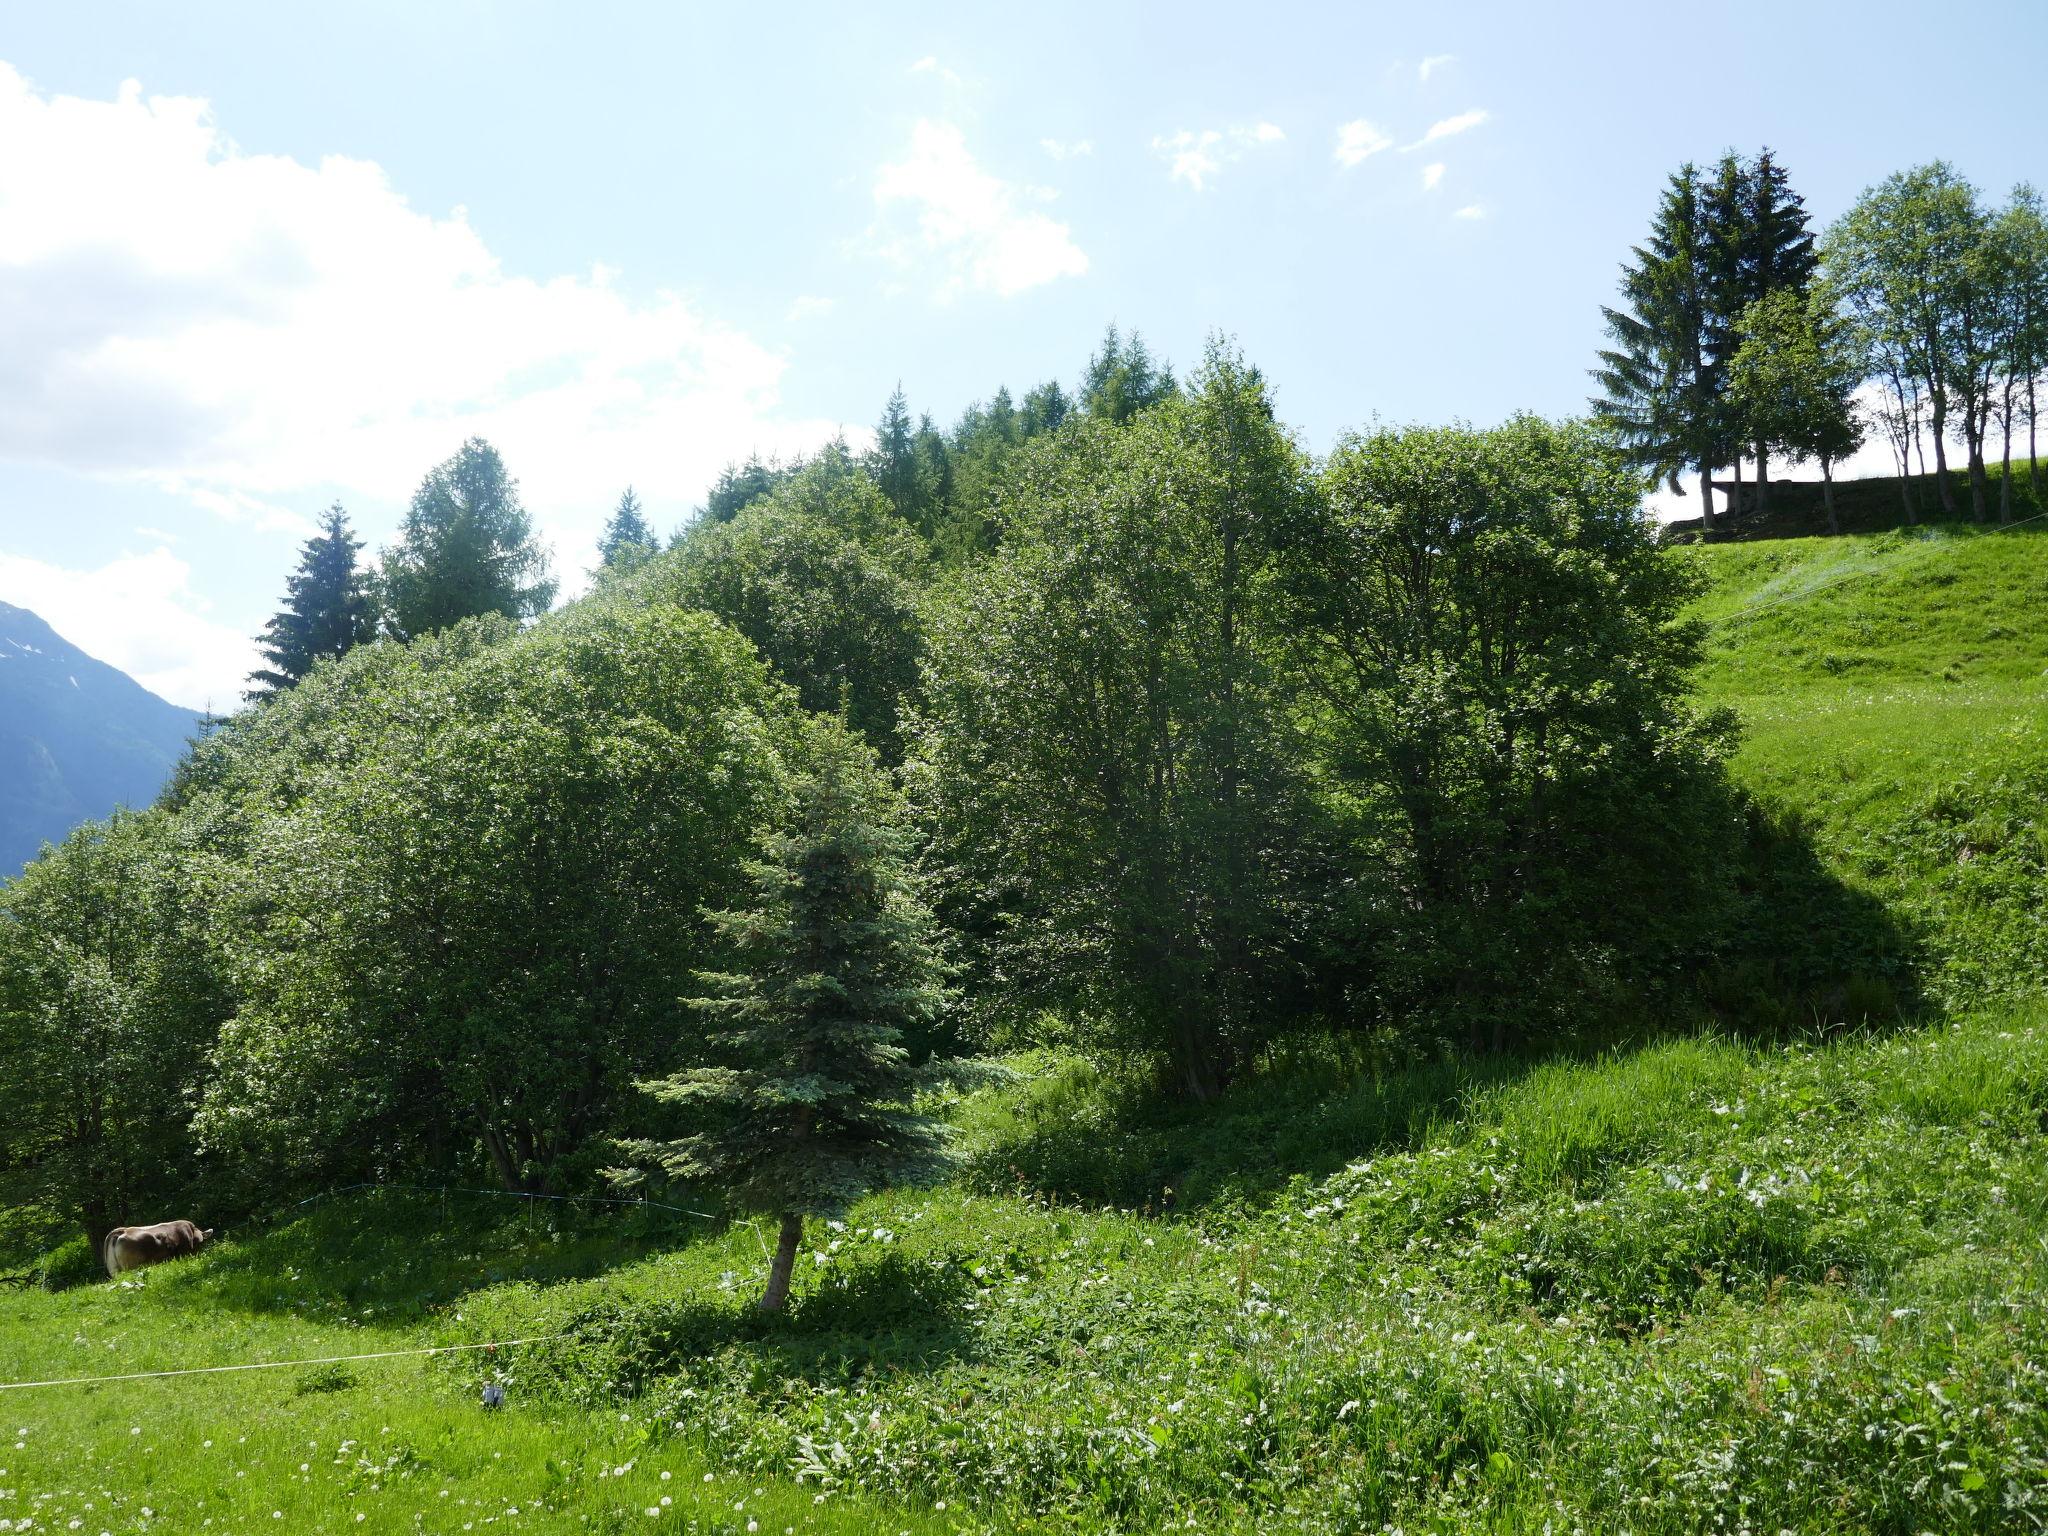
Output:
[{"xmin": 1, "ymin": 0, "xmax": 2043, "ymax": 710}]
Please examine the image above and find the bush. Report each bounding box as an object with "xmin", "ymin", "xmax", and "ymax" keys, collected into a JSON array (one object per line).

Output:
[{"xmin": 35, "ymin": 1233, "xmax": 103, "ymax": 1291}]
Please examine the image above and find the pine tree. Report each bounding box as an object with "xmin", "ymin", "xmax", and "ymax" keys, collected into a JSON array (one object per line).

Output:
[
  {"xmin": 1593, "ymin": 164, "xmax": 1731, "ymax": 533},
  {"xmin": 245, "ymin": 504, "xmax": 377, "ymax": 700},
  {"xmin": 868, "ymin": 386, "xmax": 922, "ymax": 520},
  {"xmin": 1081, "ymin": 325, "xmax": 1177, "ymax": 423},
  {"xmin": 596, "ymin": 486, "xmax": 657, "ymax": 572},
  {"xmin": 626, "ymin": 718, "xmax": 951, "ymax": 1313},
  {"xmin": 1714, "ymin": 149, "xmax": 1820, "ymax": 511},
  {"xmin": 379, "ymin": 438, "xmax": 556, "ymax": 640},
  {"xmin": 704, "ymin": 456, "xmax": 781, "ymax": 524}
]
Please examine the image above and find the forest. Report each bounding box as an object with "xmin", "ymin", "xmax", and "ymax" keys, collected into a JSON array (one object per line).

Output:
[{"xmin": 3, "ymin": 151, "xmax": 2044, "ymax": 1308}]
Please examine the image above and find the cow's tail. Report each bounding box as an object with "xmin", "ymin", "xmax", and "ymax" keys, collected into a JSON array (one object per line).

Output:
[{"xmin": 101, "ymin": 1228, "xmax": 120, "ymax": 1278}]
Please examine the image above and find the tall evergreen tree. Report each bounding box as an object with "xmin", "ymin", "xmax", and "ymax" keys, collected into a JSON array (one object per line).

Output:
[
  {"xmin": 1715, "ymin": 149, "xmax": 1821, "ymax": 511},
  {"xmin": 625, "ymin": 718, "xmax": 950, "ymax": 1313},
  {"xmin": 245, "ymin": 504, "xmax": 376, "ymax": 700},
  {"xmin": 703, "ymin": 455, "xmax": 782, "ymax": 525},
  {"xmin": 596, "ymin": 486, "xmax": 658, "ymax": 572},
  {"xmin": 1593, "ymin": 164, "xmax": 1730, "ymax": 533},
  {"xmin": 866, "ymin": 386, "xmax": 927, "ymax": 526},
  {"xmin": 379, "ymin": 438, "xmax": 556, "ymax": 640},
  {"xmin": 1081, "ymin": 324, "xmax": 1177, "ymax": 423}
]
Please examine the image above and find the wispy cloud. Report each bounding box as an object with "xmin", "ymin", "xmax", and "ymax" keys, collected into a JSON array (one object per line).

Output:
[
  {"xmin": 1421, "ymin": 161, "xmax": 1446, "ymax": 192},
  {"xmin": 1404, "ymin": 108, "xmax": 1489, "ymax": 151},
  {"xmin": 1152, "ymin": 122, "xmax": 1285, "ymax": 191},
  {"xmin": 869, "ymin": 120, "xmax": 1088, "ymax": 298},
  {"xmin": 1040, "ymin": 137, "xmax": 1093, "ymax": 161},
  {"xmin": 1332, "ymin": 118, "xmax": 1393, "ymax": 169},
  {"xmin": 784, "ymin": 294, "xmax": 834, "ymax": 323},
  {"xmin": 1419, "ymin": 54, "xmax": 1456, "ymax": 82},
  {"xmin": 908, "ymin": 55, "xmax": 962, "ymax": 85},
  {"xmin": 1454, "ymin": 203, "xmax": 1486, "ymax": 220}
]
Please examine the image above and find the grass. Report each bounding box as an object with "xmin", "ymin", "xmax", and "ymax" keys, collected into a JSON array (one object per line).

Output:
[
  {"xmin": 4, "ymin": 499, "xmax": 2046, "ymax": 1532},
  {"xmin": 1686, "ymin": 518, "xmax": 2048, "ymax": 1009}
]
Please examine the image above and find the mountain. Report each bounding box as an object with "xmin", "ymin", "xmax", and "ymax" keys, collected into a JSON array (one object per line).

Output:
[{"xmin": 0, "ymin": 602, "xmax": 202, "ymax": 877}]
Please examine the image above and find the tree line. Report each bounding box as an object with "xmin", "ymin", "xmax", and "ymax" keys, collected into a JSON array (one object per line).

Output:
[
  {"xmin": 0, "ymin": 313, "xmax": 1892, "ymax": 1306},
  {"xmin": 1595, "ymin": 153, "xmax": 2048, "ymax": 532}
]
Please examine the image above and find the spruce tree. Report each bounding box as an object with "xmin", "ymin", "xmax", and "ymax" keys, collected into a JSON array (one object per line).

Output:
[
  {"xmin": 627, "ymin": 718, "xmax": 950, "ymax": 1313},
  {"xmin": 596, "ymin": 486, "xmax": 658, "ymax": 572},
  {"xmin": 1593, "ymin": 164, "xmax": 1731, "ymax": 533},
  {"xmin": 379, "ymin": 438, "xmax": 556, "ymax": 640},
  {"xmin": 1081, "ymin": 324, "xmax": 1176, "ymax": 423},
  {"xmin": 245, "ymin": 503, "xmax": 377, "ymax": 700}
]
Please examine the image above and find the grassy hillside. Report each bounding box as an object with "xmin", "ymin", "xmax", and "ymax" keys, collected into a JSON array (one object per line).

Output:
[
  {"xmin": 1688, "ymin": 520, "xmax": 2048, "ymax": 1008},
  {"xmin": 2, "ymin": 519, "xmax": 2044, "ymax": 1533}
]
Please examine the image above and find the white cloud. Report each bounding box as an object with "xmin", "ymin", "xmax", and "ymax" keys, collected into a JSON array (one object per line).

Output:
[
  {"xmin": 907, "ymin": 55, "xmax": 962, "ymax": 85},
  {"xmin": 869, "ymin": 120, "xmax": 1088, "ymax": 299},
  {"xmin": 1454, "ymin": 203, "xmax": 1486, "ymax": 220},
  {"xmin": 784, "ymin": 294, "xmax": 835, "ymax": 323},
  {"xmin": 1333, "ymin": 118, "xmax": 1393, "ymax": 169},
  {"xmin": 1154, "ymin": 122, "xmax": 1285, "ymax": 191},
  {"xmin": 1405, "ymin": 109, "xmax": 1489, "ymax": 150},
  {"xmin": 1419, "ymin": 54, "xmax": 1456, "ymax": 82},
  {"xmin": 1040, "ymin": 137, "xmax": 1093, "ymax": 161},
  {"xmin": 0, "ymin": 545, "xmax": 257, "ymax": 710},
  {"xmin": 1421, "ymin": 162, "xmax": 1446, "ymax": 192},
  {"xmin": 0, "ymin": 61, "xmax": 851, "ymax": 591}
]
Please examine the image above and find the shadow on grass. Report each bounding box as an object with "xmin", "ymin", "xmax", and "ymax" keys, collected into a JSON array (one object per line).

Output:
[
  {"xmin": 159, "ymin": 1187, "xmax": 722, "ymax": 1324},
  {"xmin": 962, "ymin": 792, "xmax": 1924, "ymax": 1217},
  {"xmin": 513, "ymin": 1247, "xmax": 980, "ymax": 1402}
]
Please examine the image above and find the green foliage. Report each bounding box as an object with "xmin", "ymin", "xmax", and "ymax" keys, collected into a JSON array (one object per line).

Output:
[
  {"xmin": 1728, "ymin": 287, "xmax": 1865, "ymax": 528},
  {"xmin": 33, "ymin": 1231, "xmax": 102, "ymax": 1290},
  {"xmin": 192, "ymin": 602, "xmax": 803, "ymax": 1195},
  {"xmin": 633, "ymin": 461, "xmax": 928, "ymax": 761},
  {"xmin": 919, "ymin": 340, "xmax": 1317, "ymax": 1096},
  {"xmin": 1079, "ymin": 323, "xmax": 1177, "ymax": 423},
  {"xmin": 1284, "ymin": 416, "xmax": 1740, "ymax": 1049},
  {"xmin": 626, "ymin": 717, "xmax": 951, "ymax": 1310},
  {"xmin": 595, "ymin": 484, "xmax": 658, "ymax": 572},
  {"xmin": 0, "ymin": 809, "xmax": 228, "ymax": 1237},
  {"xmin": 245, "ymin": 503, "xmax": 377, "ymax": 701},
  {"xmin": 378, "ymin": 436, "xmax": 557, "ymax": 638}
]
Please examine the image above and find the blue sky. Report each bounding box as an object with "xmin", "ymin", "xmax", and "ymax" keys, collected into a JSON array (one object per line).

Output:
[{"xmin": 1, "ymin": 0, "xmax": 2042, "ymax": 708}]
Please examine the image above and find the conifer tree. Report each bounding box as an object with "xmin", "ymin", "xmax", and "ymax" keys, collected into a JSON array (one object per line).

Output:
[
  {"xmin": 245, "ymin": 503, "xmax": 377, "ymax": 700},
  {"xmin": 704, "ymin": 455, "xmax": 781, "ymax": 524},
  {"xmin": 596, "ymin": 486, "xmax": 658, "ymax": 572},
  {"xmin": 1081, "ymin": 324, "xmax": 1177, "ymax": 423},
  {"xmin": 1593, "ymin": 164, "xmax": 1730, "ymax": 533},
  {"xmin": 379, "ymin": 438, "xmax": 556, "ymax": 639},
  {"xmin": 627, "ymin": 718, "xmax": 950, "ymax": 1313}
]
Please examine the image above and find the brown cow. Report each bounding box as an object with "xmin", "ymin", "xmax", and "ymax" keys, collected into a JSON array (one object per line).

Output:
[{"xmin": 101, "ymin": 1220, "xmax": 216, "ymax": 1278}]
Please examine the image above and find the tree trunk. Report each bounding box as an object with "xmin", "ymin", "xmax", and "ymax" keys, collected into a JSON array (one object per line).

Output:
[
  {"xmin": 1999, "ymin": 382, "xmax": 2015, "ymax": 525},
  {"xmin": 1930, "ymin": 390, "xmax": 1958, "ymax": 516},
  {"xmin": 2029, "ymin": 374, "xmax": 2039, "ymax": 509},
  {"xmin": 1754, "ymin": 437, "xmax": 1771, "ymax": 515},
  {"xmin": 759, "ymin": 1211, "xmax": 804, "ymax": 1313},
  {"xmin": 1698, "ymin": 461, "xmax": 1718, "ymax": 538},
  {"xmin": 1822, "ymin": 458, "xmax": 1839, "ymax": 535},
  {"xmin": 1731, "ymin": 456, "xmax": 1745, "ymax": 519}
]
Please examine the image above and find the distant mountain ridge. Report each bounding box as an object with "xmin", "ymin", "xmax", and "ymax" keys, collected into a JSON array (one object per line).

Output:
[{"xmin": 0, "ymin": 601, "xmax": 201, "ymax": 876}]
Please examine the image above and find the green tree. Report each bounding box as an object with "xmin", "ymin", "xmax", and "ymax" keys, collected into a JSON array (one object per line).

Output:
[
  {"xmin": 1728, "ymin": 288, "xmax": 1866, "ymax": 533},
  {"xmin": 1594, "ymin": 164, "xmax": 1733, "ymax": 533},
  {"xmin": 194, "ymin": 604, "xmax": 796, "ymax": 1194},
  {"xmin": 1826, "ymin": 163, "xmax": 1988, "ymax": 519},
  {"xmin": 596, "ymin": 486, "xmax": 658, "ymax": 572},
  {"xmin": 245, "ymin": 504, "xmax": 377, "ymax": 701},
  {"xmin": 920, "ymin": 340, "xmax": 1313, "ymax": 1098},
  {"xmin": 380, "ymin": 438, "xmax": 557, "ymax": 639},
  {"xmin": 703, "ymin": 455, "xmax": 784, "ymax": 525},
  {"xmin": 0, "ymin": 811, "xmax": 227, "ymax": 1245},
  {"xmin": 1278, "ymin": 417, "xmax": 1734, "ymax": 1051},
  {"xmin": 636, "ymin": 462, "xmax": 927, "ymax": 761},
  {"xmin": 624, "ymin": 717, "xmax": 950, "ymax": 1313},
  {"xmin": 1990, "ymin": 186, "xmax": 2048, "ymax": 519},
  {"xmin": 1080, "ymin": 324, "xmax": 1177, "ymax": 423}
]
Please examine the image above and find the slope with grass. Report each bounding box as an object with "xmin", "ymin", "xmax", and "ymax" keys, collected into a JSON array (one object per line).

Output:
[
  {"xmin": 1688, "ymin": 520, "xmax": 2048, "ymax": 1008},
  {"xmin": 2, "ymin": 518, "xmax": 2045, "ymax": 1534}
]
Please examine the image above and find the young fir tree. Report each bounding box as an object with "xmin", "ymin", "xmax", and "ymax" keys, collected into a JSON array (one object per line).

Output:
[
  {"xmin": 628, "ymin": 718, "xmax": 950, "ymax": 1313},
  {"xmin": 245, "ymin": 503, "xmax": 377, "ymax": 700},
  {"xmin": 596, "ymin": 486, "xmax": 658, "ymax": 572},
  {"xmin": 379, "ymin": 437, "xmax": 556, "ymax": 640}
]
